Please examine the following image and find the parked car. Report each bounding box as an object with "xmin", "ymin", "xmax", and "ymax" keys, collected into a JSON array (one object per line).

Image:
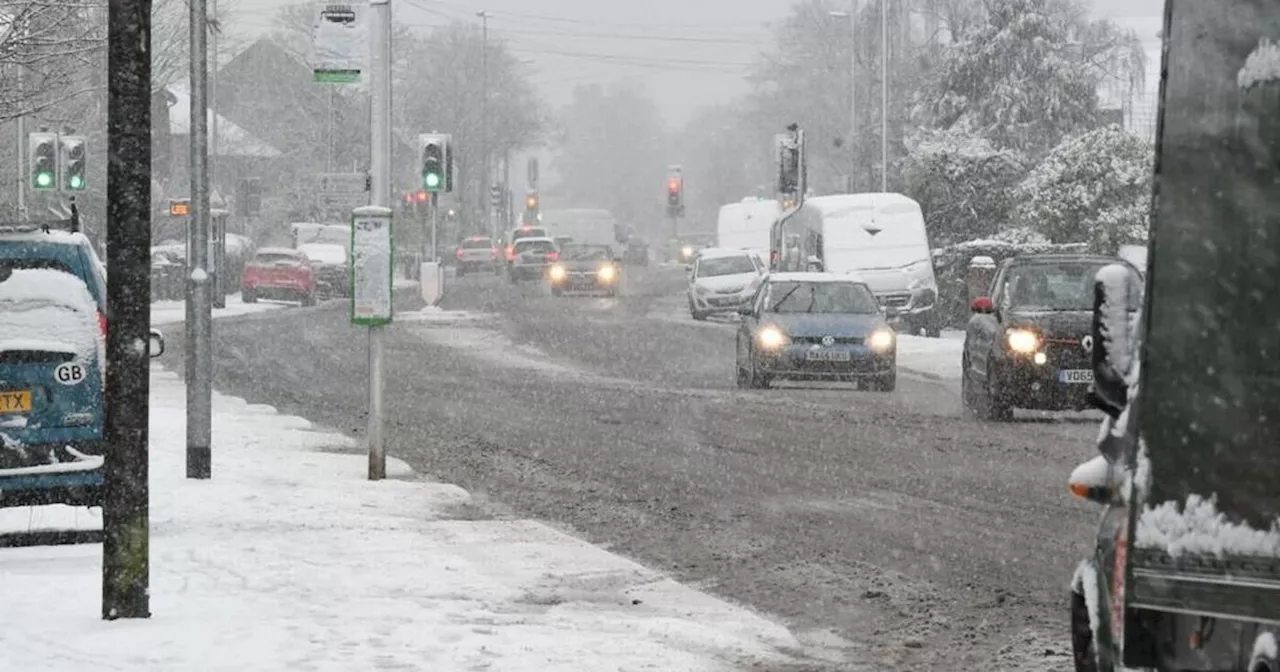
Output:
[
  {"xmin": 0, "ymin": 219, "xmax": 108, "ymax": 339},
  {"xmin": 687, "ymin": 248, "xmax": 765, "ymax": 320},
  {"xmin": 150, "ymin": 247, "xmax": 185, "ymax": 301},
  {"xmin": 735, "ymin": 273, "xmax": 897, "ymax": 391},
  {"xmin": 297, "ymin": 242, "xmax": 350, "ymax": 298},
  {"xmin": 546, "ymin": 244, "xmax": 620, "ymax": 296},
  {"xmin": 241, "ymin": 247, "xmax": 317, "ymax": 306},
  {"xmin": 455, "ymin": 236, "xmax": 501, "ymax": 276},
  {"xmin": 508, "ymin": 237, "xmax": 559, "ymax": 283},
  {"xmin": 0, "ymin": 266, "xmax": 165, "ymax": 508},
  {"xmin": 960, "ymin": 254, "xmax": 1142, "ymax": 420}
]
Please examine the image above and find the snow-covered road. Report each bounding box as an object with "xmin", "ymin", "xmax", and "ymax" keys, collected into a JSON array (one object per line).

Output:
[{"xmin": 0, "ymin": 365, "xmax": 811, "ymax": 671}]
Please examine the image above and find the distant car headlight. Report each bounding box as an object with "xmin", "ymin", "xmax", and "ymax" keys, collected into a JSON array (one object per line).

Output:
[
  {"xmin": 868, "ymin": 329, "xmax": 894, "ymax": 352},
  {"xmin": 757, "ymin": 325, "xmax": 788, "ymax": 350},
  {"xmin": 1005, "ymin": 328, "xmax": 1039, "ymax": 354},
  {"xmin": 681, "ymin": 245, "xmax": 694, "ymax": 258},
  {"xmin": 598, "ymin": 265, "xmax": 616, "ymax": 282},
  {"xmin": 548, "ymin": 264, "xmax": 567, "ymax": 281}
]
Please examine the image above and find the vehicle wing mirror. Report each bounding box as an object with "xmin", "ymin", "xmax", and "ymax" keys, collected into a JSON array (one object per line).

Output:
[
  {"xmin": 970, "ymin": 296, "xmax": 994, "ymax": 314},
  {"xmin": 148, "ymin": 329, "xmax": 165, "ymax": 358},
  {"xmin": 737, "ymin": 305, "xmax": 754, "ymax": 316},
  {"xmin": 1087, "ymin": 264, "xmax": 1138, "ymax": 419}
]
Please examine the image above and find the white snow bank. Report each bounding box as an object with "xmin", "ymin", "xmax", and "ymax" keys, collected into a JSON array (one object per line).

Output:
[
  {"xmin": 1136, "ymin": 494, "xmax": 1280, "ymax": 558},
  {"xmin": 396, "ymin": 305, "xmax": 486, "ymax": 323},
  {"xmin": 1239, "ymin": 38, "xmax": 1280, "ymax": 90},
  {"xmin": 150, "ymin": 291, "xmax": 287, "ymax": 326},
  {"xmin": 0, "ymin": 368, "xmax": 802, "ymax": 671},
  {"xmin": 896, "ymin": 332, "xmax": 965, "ymax": 380}
]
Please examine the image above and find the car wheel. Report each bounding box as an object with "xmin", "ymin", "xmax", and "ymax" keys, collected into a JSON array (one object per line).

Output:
[
  {"xmin": 875, "ymin": 371, "xmax": 897, "ymax": 392},
  {"xmin": 982, "ymin": 357, "xmax": 1014, "ymax": 421},
  {"xmin": 241, "ymin": 288, "xmax": 257, "ymax": 303},
  {"xmin": 301, "ymin": 292, "xmax": 317, "ymax": 307},
  {"xmin": 551, "ymin": 286, "xmax": 563, "ymax": 297},
  {"xmin": 691, "ymin": 310, "xmax": 707, "ymax": 321},
  {"xmin": 748, "ymin": 351, "xmax": 771, "ymax": 389}
]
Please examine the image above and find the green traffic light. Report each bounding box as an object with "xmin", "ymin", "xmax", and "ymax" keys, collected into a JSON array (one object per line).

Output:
[
  {"xmin": 425, "ymin": 173, "xmax": 441, "ymax": 189},
  {"xmin": 68, "ymin": 175, "xmax": 84, "ymax": 190},
  {"xmin": 35, "ymin": 172, "xmax": 52, "ymax": 188}
]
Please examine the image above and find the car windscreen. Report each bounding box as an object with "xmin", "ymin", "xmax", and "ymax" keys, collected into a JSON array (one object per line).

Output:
[
  {"xmin": 461, "ymin": 238, "xmax": 493, "ymax": 249},
  {"xmin": 515, "ymin": 240, "xmax": 555, "ymax": 254},
  {"xmin": 561, "ymin": 245, "xmax": 610, "ymax": 261},
  {"xmin": 697, "ymin": 256, "xmax": 756, "ymax": 277},
  {"xmin": 766, "ymin": 281, "xmax": 879, "ymax": 314},
  {"xmin": 255, "ymin": 253, "xmax": 301, "ymax": 266},
  {"xmin": 1002, "ymin": 262, "xmax": 1134, "ymax": 312}
]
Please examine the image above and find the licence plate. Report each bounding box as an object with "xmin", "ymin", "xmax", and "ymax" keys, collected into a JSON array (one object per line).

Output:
[
  {"xmin": 806, "ymin": 350, "xmax": 852, "ymax": 362},
  {"xmin": 0, "ymin": 390, "xmax": 32, "ymax": 414},
  {"xmin": 1059, "ymin": 369, "xmax": 1094, "ymax": 384}
]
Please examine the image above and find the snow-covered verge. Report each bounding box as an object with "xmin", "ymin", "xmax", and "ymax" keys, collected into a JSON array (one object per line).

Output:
[
  {"xmin": 0, "ymin": 366, "xmax": 803, "ymax": 671},
  {"xmin": 1136, "ymin": 494, "xmax": 1280, "ymax": 558},
  {"xmin": 149, "ymin": 292, "xmax": 288, "ymax": 326},
  {"xmin": 896, "ymin": 332, "xmax": 965, "ymax": 380}
]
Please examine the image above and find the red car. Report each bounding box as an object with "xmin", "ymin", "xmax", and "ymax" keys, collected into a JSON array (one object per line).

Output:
[{"xmin": 241, "ymin": 247, "xmax": 317, "ymax": 306}]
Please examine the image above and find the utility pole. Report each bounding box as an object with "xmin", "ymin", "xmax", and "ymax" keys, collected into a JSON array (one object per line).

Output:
[
  {"xmin": 15, "ymin": 18, "xmax": 27, "ymax": 221},
  {"xmin": 367, "ymin": 0, "xmax": 392, "ymax": 480},
  {"xmin": 477, "ymin": 10, "xmax": 491, "ymax": 236},
  {"xmin": 103, "ymin": 0, "xmax": 153, "ymax": 620},
  {"xmin": 186, "ymin": 0, "xmax": 212, "ymax": 479},
  {"xmin": 880, "ymin": 0, "xmax": 888, "ymax": 193},
  {"xmin": 210, "ymin": 0, "xmax": 219, "ymax": 194}
]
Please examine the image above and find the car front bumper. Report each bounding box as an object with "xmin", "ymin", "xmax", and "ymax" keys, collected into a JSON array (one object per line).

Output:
[
  {"xmin": 993, "ymin": 352, "xmax": 1093, "ymax": 411},
  {"xmin": 691, "ymin": 290, "xmax": 754, "ymax": 312},
  {"xmin": 754, "ymin": 344, "xmax": 895, "ymax": 381},
  {"xmin": 551, "ymin": 272, "xmax": 617, "ymax": 291}
]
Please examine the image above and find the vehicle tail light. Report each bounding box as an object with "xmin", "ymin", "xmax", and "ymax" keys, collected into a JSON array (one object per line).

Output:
[
  {"xmin": 456, "ymin": 248, "xmax": 465, "ymax": 260},
  {"xmin": 506, "ymin": 245, "xmax": 516, "ymax": 261},
  {"xmin": 546, "ymin": 251, "xmax": 559, "ymax": 262},
  {"xmin": 490, "ymin": 248, "xmax": 498, "ymax": 260},
  {"xmin": 97, "ymin": 311, "xmax": 107, "ymax": 339}
]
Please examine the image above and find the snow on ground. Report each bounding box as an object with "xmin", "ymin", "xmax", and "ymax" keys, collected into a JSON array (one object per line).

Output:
[
  {"xmin": 895, "ymin": 332, "xmax": 965, "ymax": 381},
  {"xmin": 0, "ymin": 366, "xmax": 807, "ymax": 671},
  {"xmin": 150, "ymin": 292, "xmax": 288, "ymax": 326}
]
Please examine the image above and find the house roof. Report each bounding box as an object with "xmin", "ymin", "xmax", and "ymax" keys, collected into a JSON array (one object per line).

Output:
[{"xmin": 167, "ymin": 80, "xmax": 282, "ymax": 158}]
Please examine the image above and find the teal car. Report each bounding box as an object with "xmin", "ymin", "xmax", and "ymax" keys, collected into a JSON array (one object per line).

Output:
[{"xmin": 0, "ymin": 265, "xmax": 163, "ymax": 508}]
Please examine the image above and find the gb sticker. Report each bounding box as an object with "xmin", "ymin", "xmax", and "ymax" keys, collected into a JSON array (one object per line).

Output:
[{"xmin": 55, "ymin": 361, "xmax": 87, "ymax": 385}]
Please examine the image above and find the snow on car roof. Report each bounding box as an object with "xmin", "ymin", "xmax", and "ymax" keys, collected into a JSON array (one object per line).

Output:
[
  {"xmin": 0, "ymin": 268, "xmax": 99, "ymax": 355},
  {"xmin": 767, "ymin": 272, "xmax": 867, "ymax": 284},
  {"xmin": 514, "ymin": 236, "xmax": 556, "ymax": 244},
  {"xmin": 0, "ymin": 228, "xmax": 93, "ymax": 246},
  {"xmin": 256, "ymin": 247, "xmax": 303, "ymax": 256},
  {"xmin": 697, "ymin": 247, "xmax": 754, "ymax": 260}
]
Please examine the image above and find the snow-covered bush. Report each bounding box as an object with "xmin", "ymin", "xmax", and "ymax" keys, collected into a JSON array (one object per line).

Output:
[
  {"xmin": 1015, "ymin": 124, "xmax": 1154, "ymax": 251},
  {"xmin": 901, "ymin": 129, "xmax": 1027, "ymax": 245}
]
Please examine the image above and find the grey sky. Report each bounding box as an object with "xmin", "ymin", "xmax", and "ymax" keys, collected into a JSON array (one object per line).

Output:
[{"xmin": 227, "ymin": 0, "xmax": 1166, "ymax": 127}]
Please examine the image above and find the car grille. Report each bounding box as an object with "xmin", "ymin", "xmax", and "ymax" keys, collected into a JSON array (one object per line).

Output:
[
  {"xmin": 791, "ymin": 336, "xmax": 864, "ymax": 345},
  {"xmin": 1043, "ymin": 338, "xmax": 1092, "ymax": 368},
  {"xmin": 877, "ymin": 293, "xmax": 911, "ymax": 309}
]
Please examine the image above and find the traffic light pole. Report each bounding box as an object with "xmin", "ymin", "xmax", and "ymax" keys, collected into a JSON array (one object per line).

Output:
[
  {"xmin": 430, "ymin": 192, "xmax": 439, "ymax": 261},
  {"xmin": 185, "ymin": 0, "xmax": 213, "ymax": 480},
  {"xmin": 103, "ymin": 0, "xmax": 153, "ymax": 620}
]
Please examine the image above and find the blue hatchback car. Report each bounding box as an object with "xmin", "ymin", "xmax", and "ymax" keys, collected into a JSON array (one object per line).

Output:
[{"xmin": 0, "ymin": 265, "xmax": 163, "ymax": 508}]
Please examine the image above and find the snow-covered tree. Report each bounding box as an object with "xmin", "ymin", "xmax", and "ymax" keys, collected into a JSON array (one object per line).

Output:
[
  {"xmin": 1015, "ymin": 124, "xmax": 1154, "ymax": 251},
  {"xmin": 900, "ymin": 128, "xmax": 1028, "ymax": 244},
  {"xmin": 913, "ymin": 0, "xmax": 1133, "ymax": 156}
]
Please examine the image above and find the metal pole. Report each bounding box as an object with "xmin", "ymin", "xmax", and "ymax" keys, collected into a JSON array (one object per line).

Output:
[
  {"xmin": 103, "ymin": 0, "xmax": 153, "ymax": 620},
  {"xmin": 430, "ymin": 192, "xmax": 439, "ymax": 261},
  {"xmin": 477, "ymin": 11, "xmax": 490, "ymax": 236},
  {"xmin": 15, "ymin": 18, "xmax": 27, "ymax": 221},
  {"xmin": 210, "ymin": 0, "xmax": 218, "ymax": 192},
  {"xmin": 880, "ymin": 0, "xmax": 888, "ymax": 193},
  {"xmin": 186, "ymin": 0, "xmax": 212, "ymax": 479},
  {"xmin": 367, "ymin": 0, "xmax": 391, "ymax": 480},
  {"xmin": 848, "ymin": 0, "xmax": 857, "ymax": 192}
]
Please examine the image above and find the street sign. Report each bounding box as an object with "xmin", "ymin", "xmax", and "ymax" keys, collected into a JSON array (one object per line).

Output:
[
  {"xmin": 319, "ymin": 172, "xmax": 369, "ymax": 209},
  {"xmin": 169, "ymin": 199, "xmax": 191, "ymax": 216},
  {"xmin": 312, "ymin": 4, "xmax": 367, "ymax": 84},
  {"xmin": 350, "ymin": 205, "xmax": 394, "ymax": 326}
]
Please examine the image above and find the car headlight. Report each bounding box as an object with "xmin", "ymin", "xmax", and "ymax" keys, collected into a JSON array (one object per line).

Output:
[
  {"xmin": 757, "ymin": 325, "xmax": 788, "ymax": 350},
  {"xmin": 868, "ymin": 329, "xmax": 894, "ymax": 352},
  {"xmin": 695, "ymin": 284, "xmax": 711, "ymax": 295},
  {"xmin": 1005, "ymin": 328, "xmax": 1039, "ymax": 354},
  {"xmin": 681, "ymin": 246, "xmax": 694, "ymax": 258},
  {"xmin": 598, "ymin": 265, "xmax": 616, "ymax": 282},
  {"xmin": 548, "ymin": 264, "xmax": 567, "ymax": 281}
]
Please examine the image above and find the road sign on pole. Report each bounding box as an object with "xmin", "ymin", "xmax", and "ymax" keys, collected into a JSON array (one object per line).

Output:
[
  {"xmin": 311, "ymin": 4, "xmax": 366, "ymax": 83},
  {"xmin": 350, "ymin": 206, "xmax": 393, "ymax": 326},
  {"xmin": 318, "ymin": 172, "xmax": 369, "ymax": 209}
]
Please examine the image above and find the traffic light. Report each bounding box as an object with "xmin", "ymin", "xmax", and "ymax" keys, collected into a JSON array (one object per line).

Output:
[
  {"xmin": 775, "ymin": 131, "xmax": 801, "ymax": 195},
  {"xmin": 418, "ymin": 133, "xmax": 453, "ymax": 192},
  {"xmin": 60, "ymin": 135, "xmax": 87, "ymax": 192},
  {"xmin": 525, "ymin": 191, "xmax": 538, "ymax": 211},
  {"xmin": 666, "ymin": 176, "xmax": 682, "ymax": 208},
  {"xmin": 29, "ymin": 132, "xmax": 57, "ymax": 191}
]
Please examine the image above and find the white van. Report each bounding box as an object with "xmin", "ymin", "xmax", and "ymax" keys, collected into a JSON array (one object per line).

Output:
[
  {"xmin": 782, "ymin": 193, "xmax": 940, "ymax": 336},
  {"xmin": 717, "ymin": 197, "xmax": 780, "ymax": 260},
  {"xmin": 540, "ymin": 209, "xmax": 617, "ymax": 248}
]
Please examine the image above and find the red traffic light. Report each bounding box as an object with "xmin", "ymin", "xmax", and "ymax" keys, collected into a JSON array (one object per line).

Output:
[{"xmin": 667, "ymin": 178, "xmax": 681, "ymax": 194}]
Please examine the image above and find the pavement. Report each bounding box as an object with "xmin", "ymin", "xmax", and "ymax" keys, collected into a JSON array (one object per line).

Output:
[
  {"xmin": 0, "ymin": 365, "xmax": 814, "ymax": 671},
  {"xmin": 147, "ymin": 265, "xmax": 1101, "ymax": 671}
]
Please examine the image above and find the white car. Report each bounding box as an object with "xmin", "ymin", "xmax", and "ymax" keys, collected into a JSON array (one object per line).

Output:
[{"xmin": 687, "ymin": 248, "xmax": 766, "ymax": 321}]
